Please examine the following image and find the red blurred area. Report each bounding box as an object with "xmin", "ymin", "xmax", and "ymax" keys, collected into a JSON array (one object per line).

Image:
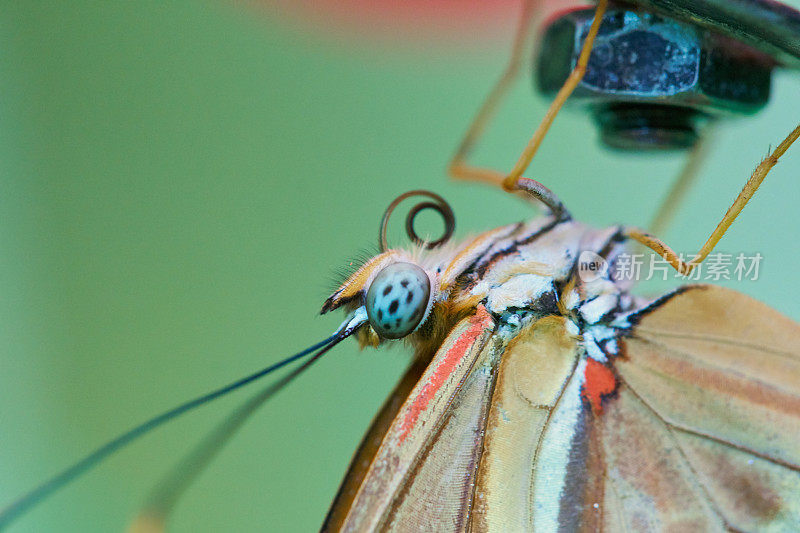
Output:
[{"xmin": 248, "ymin": 0, "xmax": 586, "ymax": 50}]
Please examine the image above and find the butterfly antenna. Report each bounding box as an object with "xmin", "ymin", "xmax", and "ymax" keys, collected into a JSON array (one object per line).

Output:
[
  {"xmin": 0, "ymin": 309, "xmax": 367, "ymax": 530},
  {"xmin": 128, "ymin": 336, "xmax": 345, "ymax": 532}
]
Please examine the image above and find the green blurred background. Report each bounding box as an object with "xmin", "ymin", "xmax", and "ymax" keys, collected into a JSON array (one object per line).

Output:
[{"xmin": 2, "ymin": 1, "xmax": 799, "ymax": 531}]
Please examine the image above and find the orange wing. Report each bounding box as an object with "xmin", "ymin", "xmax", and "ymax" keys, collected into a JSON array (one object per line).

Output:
[
  {"xmin": 324, "ymin": 307, "xmax": 584, "ymax": 531},
  {"xmin": 323, "ymin": 285, "xmax": 800, "ymax": 531},
  {"xmin": 610, "ymin": 284, "xmax": 800, "ymax": 530},
  {"xmin": 324, "ymin": 306, "xmax": 498, "ymax": 531}
]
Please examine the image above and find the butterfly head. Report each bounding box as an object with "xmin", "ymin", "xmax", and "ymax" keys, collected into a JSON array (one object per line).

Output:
[
  {"xmin": 365, "ymin": 261, "xmax": 431, "ymax": 339},
  {"xmin": 321, "ymin": 191, "xmax": 463, "ymax": 347},
  {"xmin": 321, "ymin": 249, "xmax": 446, "ymax": 347}
]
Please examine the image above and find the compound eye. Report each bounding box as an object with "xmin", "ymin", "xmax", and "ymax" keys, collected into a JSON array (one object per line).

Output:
[{"xmin": 365, "ymin": 262, "xmax": 431, "ymax": 339}]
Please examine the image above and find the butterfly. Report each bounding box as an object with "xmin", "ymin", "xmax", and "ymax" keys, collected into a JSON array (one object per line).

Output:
[
  {"xmin": 1, "ymin": 1, "xmax": 800, "ymax": 532},
  {"xmin": 314, "ymin": 2, "xmax": 800, "ymax": 528},
  {"xmin": 319, "ymin": 189, "xmax": 800, "ymax": 531}
]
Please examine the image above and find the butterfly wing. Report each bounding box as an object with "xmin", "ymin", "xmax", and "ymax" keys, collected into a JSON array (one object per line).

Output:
[
  {"xmin": 610, "ymin": 284, "xmax": 800, "ymax": 531},
  {"xmin": 324, "ymin": 285, "xmax": 800, "ymax": 532},
  {"xmin": 324, "ymin": 306, "xmax": 586, "ymax": 531},
  {"xmin": 521, "ymin": 284, "xmax": 800, "ymax": 531},
  {"xmin": 323, "ymin": 349, "xmax": 431, "ymax": 531},
  {"xmin": 325, "ymin": 305, "xmax": 497, "ymax": 531}
]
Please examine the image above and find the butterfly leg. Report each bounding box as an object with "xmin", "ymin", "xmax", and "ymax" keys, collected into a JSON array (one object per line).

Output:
[
  {"xmin": 510, "ymin": 176, "xmax": 571, "ymax": 220},
  {"xmin": 448, "ymin": 0, "xmax": 609, "ymax": 200},
  {"xmin": 447, "ymin": 0, "xmax": 536, "ymax": 188},
  {"xmin": 624, "ymin": 122, "xmax": 800, "ymax": 275},
  {"xmin": 500, "ymin": 0, "xmax": 608, "ymax": 192}
]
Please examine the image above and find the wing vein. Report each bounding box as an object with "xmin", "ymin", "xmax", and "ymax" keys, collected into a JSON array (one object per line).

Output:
[
  {"xmin": 634, "ymin": 327, "xmax": 799, "ymax": 361},
  {"xmin": 669, "ymin": 425, "xmax": 800, "ymax": 473},
  {"xmin": 528, "ymin": 354, "xmax": 581, "ymax": 529},
  {"xmin": 603, "ymin": 469, "xmax": 628, "ymax": 533},
  {"xmin": 379, "ymin": 329, "xmax": 493, "ymax": 531},
  {"xmin": 617, "ymin": 373, "xmax": 734, "ymax": 531},
  {"xmin": 465, "ymin": 339, "xmax": 504, "ymax": 533},
  {"xmin": 630, "ymin": 335, "xmax": 799, "ymax": 401}
]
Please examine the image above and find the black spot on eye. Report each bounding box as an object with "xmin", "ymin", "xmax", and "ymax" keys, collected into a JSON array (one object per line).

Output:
[
  {"xmin": 388, "ymin": 300, "xmax": 399, "ymax": 314},
  {"xmin": 400, "ymin": 279, "xmax": 409, "ymax": 288},
  {"xmin": 396, "ymin": 318, "xmax": 401, "ymax": 327},
  {"xmin": 406, "ymin": 292, "xmax": 414, "ymax": 303},
  {"xmin": 382, "ymin": 285, "xmax": 392, "ymax": 297},
  {"xmin": 409, "ymin": 308, "xmax": 420, "ymax": 323},
  {"xmin": 377, "ymin": 309, "xmax": 383, "ymax": 321}
]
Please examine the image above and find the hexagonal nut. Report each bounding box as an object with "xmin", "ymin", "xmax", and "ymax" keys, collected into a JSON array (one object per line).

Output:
[{"xmin": 536, "ymin": 8, "xmax": 774, "ymax": 115}]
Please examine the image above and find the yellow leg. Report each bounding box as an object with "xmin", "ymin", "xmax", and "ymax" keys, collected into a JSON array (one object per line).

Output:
[
  {"xmin": 447, "ymin": 0, "xmax": 536, "ymax": 188},
  {"xmin": 513, "ymin": 176, "xmax": 571, "ymax": 220},
  {"xmin": 626, "ymin": 122, "xmax": 800, "ymax": 275},
  {"xmin": 449, "ymin": 0, "xmax": 609, "ymax": 203},
  {"xmin": 503, "ymin": 0, "xmax": 608, "ymax": 192},
  {"xmin": 649, "ymin": 123, "xmax": 716, "ymax": 235}
]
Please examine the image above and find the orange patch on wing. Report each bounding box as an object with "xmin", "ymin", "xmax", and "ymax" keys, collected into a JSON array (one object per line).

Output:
[
  {"xmin": 582, "ymin": 358, "xmax": 617, "ymax": 414},
  {"xmin": 398, "ymin": 306, "xmax": 492, "ymax": 443}
]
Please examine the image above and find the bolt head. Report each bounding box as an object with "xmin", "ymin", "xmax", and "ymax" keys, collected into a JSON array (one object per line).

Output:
[{"xmin": 536, "ymin": 8, "xmax": 773, "ymax": 150}]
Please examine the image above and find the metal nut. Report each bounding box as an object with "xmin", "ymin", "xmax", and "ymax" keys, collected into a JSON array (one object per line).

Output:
[{"xmin": 535, "ymin": 7, "xmax": 774, "ymax": 150}]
